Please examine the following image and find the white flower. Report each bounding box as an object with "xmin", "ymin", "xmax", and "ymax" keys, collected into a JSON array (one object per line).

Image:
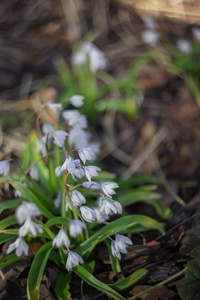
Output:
[
  {"xmin": 7, "ymin": 237, "xmax": 29, "ymax": 257},
  {"xmin": 52, "ymin": 130, "xmax": 68, "ymax": 147},
  {"xmin": 69, "ymin": 95, "xmax": 85, "ymax": 107},
  {"xmin": 61, "ymin": 156, "xmax": 76, "ymax": 174},
  {"xmin": 62, "ymin": 110, "xmax": 88, "ymax": 129},
  {"xmin": 36, "ymin": 139, "xmax": 46, "ymax": 156},
  {"xmin": 0, "ymin": 160, "xmax": 10, "ymax": 176},
  {"xmin": 78, "ymin": 148, "xmax": 94, "ymax": 164},
  {"xmin": 177, "ymin": 38, "xmax": 192, "ymax": 53},
  {"xmin": 42, "ymin": 124, "xmax": 54, "ymax": 135},
  {"xmin": 14, "ymin": 182, "xmax": 27, "ymax": 198},
  {"xmin": 72, "ymin": 41, "xmax": 108, "ymax": 72},
  {"xmin": 72, "ymin": 159, "xmax": 85, "ymax": 180},
  {"xmin": 65, "ymin": 197, "xmax": 73, "ymax": 211},
  {"xmin": 101, "ymin": 182, "xmax": 119, "ymax": 198},
  {"xmin": 80, "ymin": 206, "xmax": 96, "ymax": 223},
  {"xmin": 29, "ymin": 165, "xmax": 39, "ymax": 181},
  {"xmin": 100, "ymin": 199, "xmax": 122, "ymax": 216},
  {"xmin": 111, "ymin": 234, "xmax": 133, "ymax": 260},
  {"xmin": 16, "ymin": 202, "xmax": 41, "ymax": 225},
  {"xmin": 82, "ymin": 181, "xmax": 101, "ymax": 190},
  {"xmin": 52, "ymin": 229, "xmax": 71, "ymax": 248},
  {"xmin": 193, "ymin": 27, "xmax": 200, "ymax": 40},
  {"xmin": 55, "ymin": 166, "xmax": 64, "ymax": 177},
  {"xmin": 65, "ymin": 250, "xmax": 84, "ymax": 271},
  {"xmin": 47, "ymin": 102, "xmax": 63, "ymax": 114},
  {"xmin": 69, "ymin": 220, "xmax": 86, "ymax": 238},
  {"xmin": 93, "ymin": 207, "xmax": 110, "ymax": 223},
  {"xmin": 19, "ymin": 218, "xmax": 43, "ymax": 237},
  {"xmin": 70, "ymin": 190, "xmax": 86, "ymax": 205},
  {"xmin": 142, "ymin": 16, "xmax": 158, "ymax": 29},
  {"xmin": 54, "ymin": 190, "xmax": 62, "ymax": 208},
  {"xmin": 69, "ymin": 128, "xmax": 90, "ymax": 148},
  {"xmin": 88, "ymin": 142, "xmax": 101, "ymax": 157},
  {"xmin": 84, "ymin": 166, "xmax": 101, "ymax": 182},
  {"xmin": 141, "ymin": 29, "xmax": 159, "ymax": 46}
]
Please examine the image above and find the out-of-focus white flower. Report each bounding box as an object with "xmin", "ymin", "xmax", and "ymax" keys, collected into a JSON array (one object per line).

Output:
[
  {"xmin": 65, "ymin": 250, "xmax": 84, "ymax": 271},
  {"xmin": 142, "ymin": 16, "xmax": 158, "ymax": 29},
  {"xmin": 70, "ymin": 190, "xmax": 86, "ymax": 205},
  {"xmin": 19, "ymin": 218, "xmax": 43, "ymax": 237},
  {"xmin": 101, "ymin": 182, "xmax": 119, "ymax": 198},
  {"xmin": 80, "ymin": 206, "xmax": 96, "ymax": 223},
  {"xmin": 111, "ymin": 234, "xmax": 133, "ymax": 260},
  {"xmin": 47, "ymin": 102, "xmax": 63, "ymax": 114},
  {"xmin": 72, "ymin": 159, "xmax": 85, "ymax": 180},
  {"xmin": 52, "ymin": 229, "xmax": 71, "ymax": 248},
  {"xmin": 69, "ymin": 128, "xmax": 90, "ymax": 148},
  {"xmin": 177, "ymin": 38, "xmax": 192, "ymax": 53},
  {"xmin": 72, "ymin": 41, "xmax": 108, "ymax": 72},
  {"xmin": 65, "ymin": 197, "xmax": 73, "ymax": 211},
  {"xmin": 88, "ymin": 142, "xmax": 101, "ymax": 157},
  {"xmin": 84, "ymin": 166, "xmax": 101, "ymax": 182},
  {"xmin": 16, "ymin": 202, "xmax": 41, "ymax": 225},
  {"xmin": 43, "ymin": 124, "xmax": 54, "ymax": 135},
  {"xmin": 61, "ymin": 156, "xmax": 76, "ymax": 174},
  {"xmin": 82, "ymin": 181, "xmax": 101, "ymax": 190},
  {"xmin": 193, "ymin": 27, "xmax": 200, "ymax": 40},
  {"xmin": 14, "ymin": 183, "xmax": 28, "ymax": 198},
  {"xmin": 0, "ymin": 160, "xmax": 10, "ymax": 176},
  {"xmin": 62, "ymin": 110, "xmax": 88, "ymax": 129},
  {"xmin": 54, "ymin": 190, "xmax": 62, "ymax": 208},
  {"xmin": 36, "ymin": 139, "xmax": 46, "ymax": 156},
  {"xmin": 52, "ymin": 130, "xmax": 68, "ymax": 147},
  {"xmin": 78, "ymin": 148, "xmax": 94, "ymax": 164},
  {"xmin": 29, "ymin": 165, "xmax": 39, "ymax": 181},
  {"xmin": 69, "ymin": 95, "xmax": 85, "ymax": 107},
  {"xmin": 69, "ymin": 219, "xmax": 86, "ymax": 238},
  {"xmin": 141, "ymin": 29, "xmax": 159, "ymax": 46},
  {"xmin": 100, "ymin": 199, "xmax": 122, "ymax": 216},
  {"xmin": 7, "ymin": 237, "xmax": 29, "ymax": 257},
  {"xmin": 55, "ymin": 166, "xmax": 64, "ymax": 177}
]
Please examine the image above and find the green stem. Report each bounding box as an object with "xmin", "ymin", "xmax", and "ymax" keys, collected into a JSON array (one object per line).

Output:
[
  {"xmin": 128, "ymin": 267, "xmax": 186, "ymax": 300},
  {"xmin": 33, "ymin": 218, "xmax": 55, "ymax": 240}
]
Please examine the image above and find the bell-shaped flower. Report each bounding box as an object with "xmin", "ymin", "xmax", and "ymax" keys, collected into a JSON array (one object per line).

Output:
[
  {"xmin": 54, "ymin": 190, "xmax": 62, "ymax": 208},
  {"xmin": 80, "ymin": 206, "xmax": 96, "ymax": 223},
  {"xmin": 0, "ymin": 160, "xmax": 10, "ymax": 176},
  {"xmin": 69, "ymin": 219, "xmax": 86, "ymax": 238},
  {"xmin": 93, "ymin": 207, "xmax": 110, "ymax": 223},
  {"xmin": 16, "ymin": 202, "xmax": 42, "ymax": 225},
  {"xmin": 19, "ymin": 217, "xmax": 43, "ymax": 237},
  {"xmin": 141, "ymin": 29, "xmax": 159, "ymax": 46},
  {"xmin": 42, "ymin": 124, "xmax": 54, "ymax": 135},
  {"xmin": 52, "ymin": 130, "xmax": 68, "ymax": 148},
  {"xmin": 84, "ymin": 166, "xmax": 101, "ymax": 182},
  {"xmin": 78, "ymin": 148, "xmax": 94, "ymax": 164},
  {"xmin": 61, "ymin": 156, "xmax": 76, "ymax": 174},
  {"xmin": 70, "ymin": 190, "xmax": 86, "ymax": 206},
  {"xmin": 52, "ymin": 228, "xmax": 71, "ymax": 248},
  {"xmin": 111, "ymin": 234, "xmax": 133, "ymax": 260},
  {"xmin": 29, "ymin": 165, "xmax": 39, "ymax": 181},
  {"xmin": 14, "ymin": 183, "xmax": 28, "ymax": 198},
  {"xmin": 65, "ymin": 250, "xmax": 84, "ymax": 271},
  {"xmin": 101, "ymin": 182, "xmax": 119, "ymax": 198},
  {"xmin": 69, "ymin": 95, "xmax": 84, "ymax": 107},
  {"xmin": 82, "ymin": 181, "xmax": 101, "ymax": 190},
  {"xmin": 142, "ymin": 16, "xmax": 158, "ymax": 30},
  {"xmin": 7, "ymin": 237, "xmax": 29, "ymax": 257},
  {"xmin": 69, "ymin": 128, "xmax": 90, "ymax": 148},
  {"xmin": 36, "ymin": 138, "xmax": 46, "ymax": 156},
  {"xmin": 176, "ymin": 38, "xmax": 192, "ymax": 54},
  {"xmin": 100, "ymin": 199, "xmax": 122, "ymax": 216},
  {"xmin": 55, "ymin": 166, "xmax": 64, "ymax": 177},
  {"xmin": 72, "ymin": 159, "xmax": 85, "ymax": 180},
  {"xmin": 62, "ymin": 110, "xmax": 87, "ymax": 129},
  {"xmin": 47, "ymin": 102, "xmax": 63, "ymax": 114}
]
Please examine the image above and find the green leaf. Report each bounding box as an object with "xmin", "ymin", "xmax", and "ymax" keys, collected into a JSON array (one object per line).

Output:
[
  {"xmin": 0, "ymin": 198, "xmax": 23, "ymax": 214},
  {"xmin": 46, "ymin": 217, "xmax": 66, "ymax": 228},
  {"xmin": 180, "ymin": 224, "xmax": 200, "ymax": 259},
  {"xmin": 0, "ymin": 215, "xmax": 17, "ymax": 230},
  {"xmin": 105, "ymin": 239, "xmax": 122, "ymax": 277},
  {"xmin": 55, "ymin": 272, "xmax": 71, "ymax": 300},
  {"xmin": 73, "ymin": 265, "xmax": 126, "ymax": 300},
  {"xmin": 0, "ymin": 232, "xmax": 18, "ymax": 245},
  {"xmin": 76, "ymin": 215, "xmax": 164, "ymax": 256},
  {"xmin": 10, "ymin": 181, "xmax": 54, "ymax": 220},
  {"xmin": 0, "ymin": 254, "xmax": 22, "ymax": 269},
  {"xmin": 109, "ymin": 269, "xmax": 148, "ymax": 291},
  {"xmin": 177, "ymin": 259, "xmax": 200, "ymax": 300},
  {"xmin": 27, "ymin": 242, "xmax": 53, "ymax": 300}
]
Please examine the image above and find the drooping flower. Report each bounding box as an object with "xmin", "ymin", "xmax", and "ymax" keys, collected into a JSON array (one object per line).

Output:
[
  {"xmin": 100, "ymin": 199, "xmax": 122, "ymax": 216},
  {"xmin": 177, "ymin": 38, "xmax": 192, "ymax": 54},
  {"xmin": 14, "ymin": 182, "xmax": 28, "ymax": 198},
  {"xmin": 53, "ymin": 190, "xmax": 62, "ymax": 208},
  {"xmin": 42, "ymin": 123, "xmax": 54, "ymax": 135},
  {"xmin": 93, "ymin": 207, "xmax": 110, "ymax": 223},
  {"xmin": 141, "ymin": 29, "xmax": 159, "ymax": 46},
  {"xmin": 16, "ymin": 202, "xmax": 42, "ymax": 225},
  {"xmin": 78, "ymin": 148, "xmax": 94, "ymax": 164},
  {"xmin": 142, "ymin": 16, "xmax": 158, "ymax": 29},
  {"xmin": 72, "ymin": 159, "xmax": 85, "ymax": 180},
  {"xmin": 52, "ymin": 229, "xmax": 71, "ymax": 248},
  {"xmin": 80, "ymin": 206, "xmax": 96, "ymax": 223},
  {"xmin": 61, "ymin": 156, "xmax": 76, "ymax": 174},
  {"xmin": 82, "ymin": 181, "xmax": 101, "ymax": 190},
  {"xmin": 0, "ymin": 160, "xmax": 10, "ymax": 176},
  {"xmin": 70, "ymin": 190, "xmax": 86, "ymax": 206},
  {"xmin": 69, "ymin": 219, "xmax": 86, "ymax": 238},
  {"xmin": 84, "ymin": 166, "xmax": 101, "ymax": 182},
  {"xmin": 72, "ymin": 41, "xmax": 108, "ymax": 72},
  {"xmin": 29, "ymin": 165, "xmax": 39, "ymax": 181},
  {"xmin": 19, "ymin": 218, "xmax": 43, "ymax": 237},
  {"xmin": 101, "ymin": 182, "xmax": 119, "ymax": 198},
  {"xmin": 55, "ymin": 166, "xmax": 64, "ymax": 177},
  {"xmin": 47, "ymin": 102, "xmax": 63, "ymax": 114},
  {"xmin": 65, "ymin": 250, "xmax": 84, "ymax": 271},
  {"xmin": 52, "ymin": 130, "xmax": 68, "ymax": 147},
  {"xmin": 36, "ymin": 138, "xmax": 46, "ymax": 156},
  {"xmin": 69, "ymin": 128, "xmax": 90, "ymax": 148},
  {"xmin": 7, "ymin": 237, "xmax": 29, "ymax": 257},
  {"xmin": 69, "ymin": 95, "xmax": 85, "ymax": 107},
  {"xmin": 111, "ymin": 234, "xmax": 133, "ymax": 260}
]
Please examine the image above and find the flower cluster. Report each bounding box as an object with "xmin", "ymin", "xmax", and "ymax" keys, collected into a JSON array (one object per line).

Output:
[{"xmin": 0, "ymin": 95, "xmax": 133, "ymax": 270}]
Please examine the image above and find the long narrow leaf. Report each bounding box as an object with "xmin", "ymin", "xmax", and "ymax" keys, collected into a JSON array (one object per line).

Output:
[
  {"xmin": 0, "ymin": 215, "xmax": 17, "ymax": 230},
  {"xmin": 27, "ymin": 242, "xmax": 53, "ymax": 300},
  {"xmin": 0, "ymin": 198, "xmax": 23, "ymax": 214},
  {"xmin": 55, "ymin": 272, "xmax": 71, "ymax": 300},
  {"xmin": 0, "ymin": 254, "xmax": 22, "ymax": 269},
  {"xmin": 74, "ymin": 265, "xmax": 126, "ymax": 300}
]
